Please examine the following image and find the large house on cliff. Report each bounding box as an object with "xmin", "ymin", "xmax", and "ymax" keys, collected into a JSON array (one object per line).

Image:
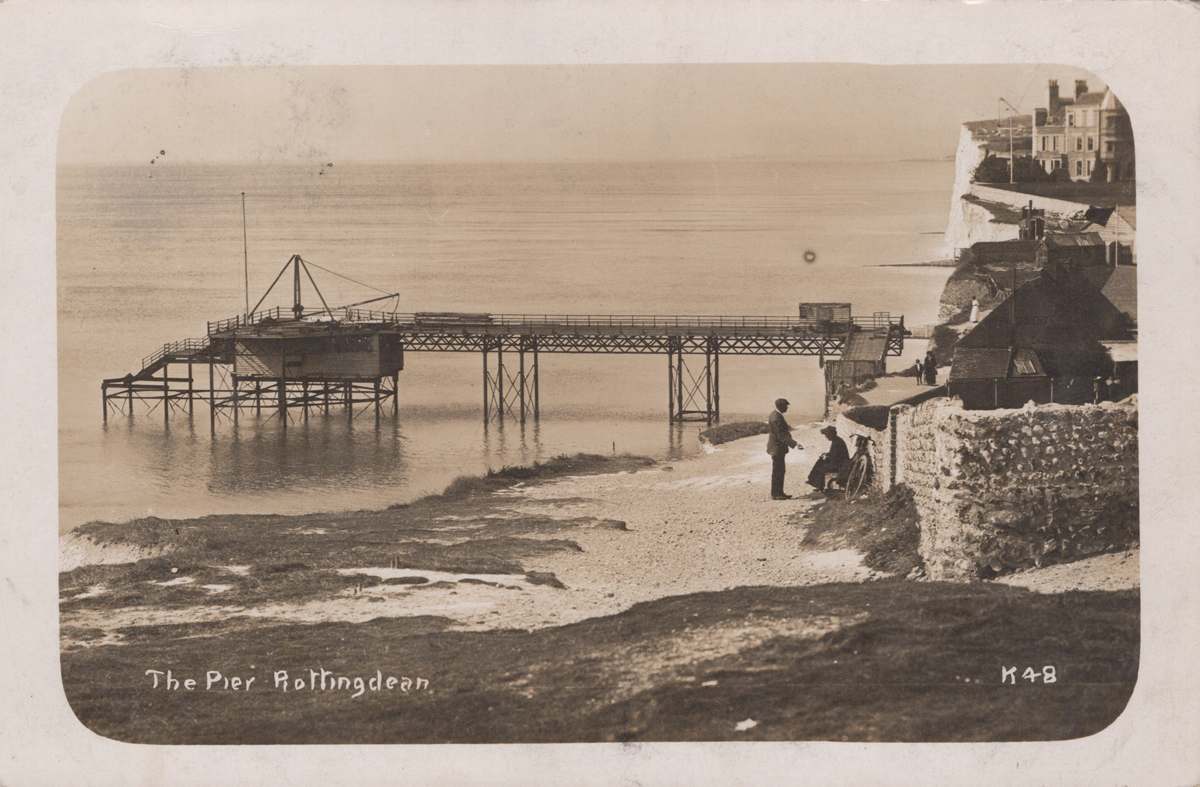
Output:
[{"xmin": 1032, "ymin": 79, "xmax": 1134, "ymax": 182}]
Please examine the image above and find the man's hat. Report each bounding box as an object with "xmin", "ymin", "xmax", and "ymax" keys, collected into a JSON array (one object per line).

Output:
[
  {"xmin": 821, "ymin": 425, "xmax": 838, "ymax": 436},
  {"xmin": 774, "ymin": 398, "xmax": 789, "ymax": 409}
]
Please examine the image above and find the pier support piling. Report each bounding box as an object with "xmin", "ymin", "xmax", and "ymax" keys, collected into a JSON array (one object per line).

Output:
[{"xmin": 667, "ymin": 338, "xmax": 720, "ymax": 425}]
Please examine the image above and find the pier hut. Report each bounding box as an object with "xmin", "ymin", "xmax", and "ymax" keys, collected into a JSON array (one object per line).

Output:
[{"xmin": 103, "ymin": 255, "xmax": 403, "ymax": 426}]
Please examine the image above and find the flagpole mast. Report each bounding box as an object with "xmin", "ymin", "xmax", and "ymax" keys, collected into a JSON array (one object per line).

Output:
[{"xmin": 242, "ymin": 192, "xmax": 250, "ymax": 321}]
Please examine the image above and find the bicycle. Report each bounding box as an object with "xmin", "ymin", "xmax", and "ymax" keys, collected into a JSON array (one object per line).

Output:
[{"xmin": 840, "ymin": 435, "xmax": 873, "ymax": 498}]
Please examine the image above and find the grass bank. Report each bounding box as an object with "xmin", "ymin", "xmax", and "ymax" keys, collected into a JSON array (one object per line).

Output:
[
  {"xmin": 698, "ymin": 421, "xmax": 768, "ymax": 446},
  {"xmin": 62, "ymin": 580, "xmax": 1138, "ymax": 743},
  {"xmin": 61, "ymin": 453, "xmax": 650, "ymax": 616},
  {"xmin": 797, "ymin": 485, "xmax": 923, "ymax": 576}
]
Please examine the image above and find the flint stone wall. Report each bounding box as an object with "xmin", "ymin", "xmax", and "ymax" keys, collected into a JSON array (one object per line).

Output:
[{"xmin": 890, "ymin": 396, "xmax": 1138, "ymax": 580}]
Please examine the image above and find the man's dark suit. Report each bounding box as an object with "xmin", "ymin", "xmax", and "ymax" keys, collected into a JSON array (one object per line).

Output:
[{"xmin": 766, "ymin": 408, "xmax": 798, "ymax": 498}]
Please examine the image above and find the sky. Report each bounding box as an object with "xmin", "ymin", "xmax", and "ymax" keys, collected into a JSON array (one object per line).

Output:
[{"xmin": 57, "ymin": 63, "xmax": 1103, "ymax": 165}]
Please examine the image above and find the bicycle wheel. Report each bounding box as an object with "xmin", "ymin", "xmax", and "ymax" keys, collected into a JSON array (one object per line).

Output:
[{"xmin": 844, "ymin": 455, "xmax": 869, "ymax": 497}]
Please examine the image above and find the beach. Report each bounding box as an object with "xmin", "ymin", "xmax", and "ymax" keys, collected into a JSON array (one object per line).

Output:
[{"xmin": 59, "ymin": 426, "xmax": 1139, "ymax": 743}]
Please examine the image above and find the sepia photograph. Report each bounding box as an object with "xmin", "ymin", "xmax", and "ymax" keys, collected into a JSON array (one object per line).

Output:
[
  {"xmin": 2, "ymin": 1, "xmax": 1198, "ymax": 785},
  {"xmin": 58, "ymin": 63, "xmax": 1139, "ymax": 744}
]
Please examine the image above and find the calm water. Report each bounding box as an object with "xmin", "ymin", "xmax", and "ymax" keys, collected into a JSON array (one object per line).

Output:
[{"xmin": 58, "ymin": 160, "xmax": 953, "ymax": 530}]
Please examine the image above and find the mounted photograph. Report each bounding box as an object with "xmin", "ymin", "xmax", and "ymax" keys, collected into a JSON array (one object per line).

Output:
[{"xmin": 57, "ymin": 63, "xmax": 1138, "ymax": 744}]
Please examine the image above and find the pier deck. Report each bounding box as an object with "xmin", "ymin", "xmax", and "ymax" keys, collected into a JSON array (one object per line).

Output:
[{"xmin": 104, "ymin": 306, "xmax": 907, "ymax": 426}]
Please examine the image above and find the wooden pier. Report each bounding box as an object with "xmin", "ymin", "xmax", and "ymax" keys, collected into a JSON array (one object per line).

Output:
[
  {"xmin": 101, "ymin": 256, "xmax": 907, "ymax": 427},
  {"xmin": 102, "ymin": 307, "xmax": 906, "ymax": 427}
]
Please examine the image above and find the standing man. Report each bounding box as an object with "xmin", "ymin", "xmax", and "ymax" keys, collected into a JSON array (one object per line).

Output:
[{"xmin": 767, "ymin": 398, "xmax": 801, "ymax": 500}]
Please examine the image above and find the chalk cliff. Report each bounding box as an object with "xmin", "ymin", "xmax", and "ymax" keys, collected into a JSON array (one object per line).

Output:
[{"xmin": 943, "ymin": 124, "xmax": 1023, "ymax": 252}]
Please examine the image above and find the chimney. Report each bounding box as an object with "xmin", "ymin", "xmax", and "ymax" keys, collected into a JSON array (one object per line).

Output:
[
  {"xmin": 1048, "ymin": 80, "xmax": 1060, "ymax": 114},
  {"xmin": 1034, "ymin": 107, "xmax": 1047, "ymax": 126},
  {"xmin": 1075, "ymin": 79, "xmax": 1088, "ymax": 99}
]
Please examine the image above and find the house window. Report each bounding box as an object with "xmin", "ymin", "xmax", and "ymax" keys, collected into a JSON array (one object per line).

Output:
[
  {"xmin": 1086, "ymin": 160, "xmax": 1093, "ymax": 176},
  {"xmin": 1087, "ymin": 136, "xmax": 1094, "ymax": 151},
  {"xmin": 1052, "ymin": 136, "xmax": 1058, "ymax": 152},
  {"xmin": 1106, "ymin": 141, "xmax": 1116, "ymax": 154},
  {"xmin": 1041, "ymin": 136, "xmax": 1047, "ymax": 151},
  {"xmin": 1076, "ymin": 160, "xmax": 1083, "ymax": 176},
  {"xmin": 1076, "ymin": 136, "xmax": 1083, "ymax": 151},
  {"xmin": 1068, "ymin": 113, "xmax": 1075, "ymax": 127},
  {"xmin": 1014, "ymin": 358, "xmax": 1037, "ymax": 375}
]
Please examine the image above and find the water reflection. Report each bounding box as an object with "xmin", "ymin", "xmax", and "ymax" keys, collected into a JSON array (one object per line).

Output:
[
  {"xmin": 81, "ymin": 399, "xmax": 706, "ymax": 529},
  {"xmin": 208, "ymin": 413, "xmax": 406, "ymax": 494},
  {"xmin": 482, "ymin": 418, "xmax": 543, "ymax": 468}
]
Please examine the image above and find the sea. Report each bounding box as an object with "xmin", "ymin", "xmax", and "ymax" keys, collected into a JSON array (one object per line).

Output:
[{"xmin": 57, "ymin": 159, "xmax": 954, "ymax": 531}]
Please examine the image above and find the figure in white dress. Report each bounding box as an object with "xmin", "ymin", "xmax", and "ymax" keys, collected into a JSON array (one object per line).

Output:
[{"xmin": 969, "ymin": 297, "xmax": 980, "ymax": 323}]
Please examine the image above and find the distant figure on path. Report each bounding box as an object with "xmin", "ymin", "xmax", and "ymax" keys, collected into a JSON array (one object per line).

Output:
[
  {"xmin": 924, "ymin": 350, "xmax": 937, "ymax": 386},
  {"xmin": 766, "ymin": 398, "xmax": 800, "ymax": 500},
  {"xmin": 807, "ymin": 425, "xmax": 850, "ymax": 494},
  {"xmin": 913, "ymin": 358, "xmax": 924, "ymax": 385},
  {"xmin": 970, "ymin": 297, "xmax": 980, "ymax": 323}
]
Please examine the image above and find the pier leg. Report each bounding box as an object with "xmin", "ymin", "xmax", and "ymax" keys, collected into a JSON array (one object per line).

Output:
[
  {"xmin": 187, "ymin": 361, "xmax": 194, "ymax": 417},
  {"xmin": 102, "ymin": 383, "xmax": 108, "ymax": 423},
  {"xmin": 712, "ymin": 344, "xmax": 720, "ymax": 422},
  {"xmin": 675, "ymin": 347, "xmax": 684, "ymax": 420},
  {"xmin": 482, "ymin": 343, "xmax": 489, "ymax": 423},
  {"xmin": 533, "ymin": 340, "xmax": 539, "ymax": 419},
  {"xmin": 518, "ymin": 347, "xmax": 526, "ymax": 424},
  {"xmin": 496, "ymin": 344, "xmax": 505, "ymax": 423},
  {"xmin": 278, "ymin": 377, "xmax": 287, "ymax": 428},
  {"xmin": 667, "ymin": 345, "xmax": 675, "ymax": 421},
  {"xmin": 704, "ymin": 346, "xmax": 713, "ymax": 426},
  {"xmin": 374, "ymin": 378, "xmax": 381, "ymax": 420},
  {"xmin": 233, "ymin": 375, "xmax": 239, "ymax": 426},
  {"xmin": 209, "ymin": 363, "xmax": 215, "ymax": 432},
  {"xmin": 392, "ymin": 372, "xmax": 399, "ymax": 416},
  {"xmin": 163, "ymin": 361, "xmax": 169, "ymax": 425}
]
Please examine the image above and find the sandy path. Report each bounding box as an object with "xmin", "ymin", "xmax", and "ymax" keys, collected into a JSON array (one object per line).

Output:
[{"xmin": 448, "ymin": 423, "xmax": 876, "ymax": 630}]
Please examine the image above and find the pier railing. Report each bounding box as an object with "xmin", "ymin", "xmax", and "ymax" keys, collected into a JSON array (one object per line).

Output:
[
  {"xmin": 206, "ymin": 306, "xmax": 901, "ymax": 336},
  {"xmin": 347, "ymin": 309, "xmax": 895, "ymax": 332},
  {"xmin": 140, "ymin": 338, "xmax": 213, "ymax": 371},
  {"xmin": 207, "ymin": 307, "xmax": 287, "ymax": 335}
]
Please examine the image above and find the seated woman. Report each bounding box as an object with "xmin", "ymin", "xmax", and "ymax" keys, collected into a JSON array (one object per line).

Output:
[{"xmin": 806, "ymin": 425, "xmax": 850, "ymax": 492}]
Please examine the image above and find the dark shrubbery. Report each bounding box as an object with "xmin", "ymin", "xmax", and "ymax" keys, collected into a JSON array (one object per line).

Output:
[
  {"xmin": 973, "ymin": 154, "xmax": 1050, "ymax": 184},
  {"xmin": 842, "ymin": 404, "xmax": 890, "ymax": 432},
  {"xmin": 930, "ymin": 324, "xmax": 961, "ymax": 366},
  {"xmin": 973, "ymin": 154, "xmax": 1009, "ymax": 183}
]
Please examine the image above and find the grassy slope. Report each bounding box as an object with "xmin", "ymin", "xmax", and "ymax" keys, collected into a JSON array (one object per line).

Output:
[
  {"xmin": 61, "ymin": 454, "xmax": 649, "ymax": 615},
  {"xmin": 62, "ymin": 581, "xmax": 1138, "ymax": 744},
  {"xmin": 798, "ymin": 486, "xmax": 923, "ymax": 576},
  {"xmin": 61, "ymin": 452, "xmax": 1138, "ymax": 745}
]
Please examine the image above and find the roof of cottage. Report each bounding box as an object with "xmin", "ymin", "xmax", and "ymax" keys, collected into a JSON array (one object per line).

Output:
[
  {"xmin": 1045, "ymin": 232, "xmax": 1105, "ymax": 247},
  {"xmin": 840, "ymin": 333, "xmax": 889, "ymax": 362},
  {"xmin": 948, "ymin": 348, "xmax": 1013, "ymax": 381},
  {"xmin": 956, "ymin": 269, "xmax": 1133, "ymax": 355}
]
